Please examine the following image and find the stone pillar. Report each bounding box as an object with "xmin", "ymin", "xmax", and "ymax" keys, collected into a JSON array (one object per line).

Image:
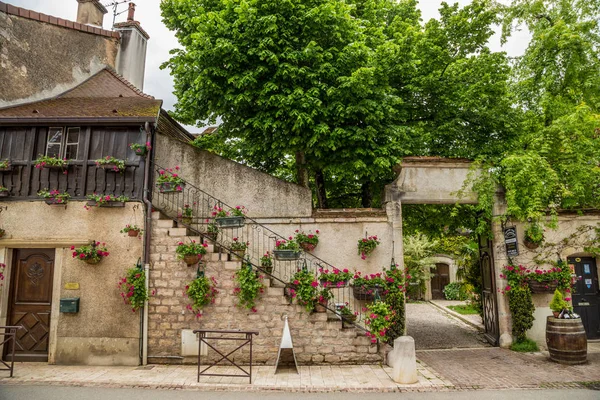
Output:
[
  {"xmin": 389, "ymin": 336, "xmax": 418, "ymax": 384},
  {"xmin": 385, "ymin": 190, "xmax": 406, "ymax": 334},
  {"xmin": 76, "ymin": 0, "xmax": 107, "ymax": 27},
  {"xmin": 491, "ymin": 191, "xmax": 512, "ymax": 347}
]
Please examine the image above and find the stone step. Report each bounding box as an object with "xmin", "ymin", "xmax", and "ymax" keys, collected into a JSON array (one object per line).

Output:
[
  {"xmin": 168, "ymin": 227, "xmax": 188, "ymax": 236},
  {"xmin": 156, "ymin": 219, "xmax": 175, "ymax": 228}
]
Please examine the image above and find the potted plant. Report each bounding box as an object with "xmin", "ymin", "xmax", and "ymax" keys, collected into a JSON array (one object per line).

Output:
[
  {"xmin": 34, "ymin": 155, "xmax": 68, "ymax": 170},
  {"xmin": 71, "ymin": 241, "xmax": 109, "ymax": 265},
  {"xmin": 95, "ymin": 156, "xmax": 126, "ymax": 172},
  {"xmin": 0, "ymin": 185, "xmax": 9, "ymax": 198},
  {"xmin": 213, "ymin": 205, "xmax": 247, "ymax": 227},
  {"xmin": 549, "ymin": 289, "xmax": 569, "ymax": 318},
  {"xmin": 523, "ymin": 223, "xmax": 544, "ymax": 249},
  {"xmin": 295, "ymin": 229, "xmax": 320, "ymax": 252},
  {"xmin": 358, "ymin": 235, "xmax": 380, "ymax": 260},
  {"xmin": 319, "ymin": 266, "xmax": 352, "ymax": 288},
  {"xmin": 176, "ymin": 240, "xmax": 208, "ymax": 266},
  {"xmin": 314, "ymin": 287, "xmax": 333, "ymax": 313},
  {"xmin": 178, "ymin": 204, "xmax": 194, "ymax": 224},
  {"xmin": 86, "ymin": 193, "xmax": 129, "ymax": 208},
  {"xmin": 0, "ymin": 229, "xmax": 5, "ymax": 239},
  {"xmin": 120, "ymin": 224, "xmax": 143, "ymax": 237},
  {"xmin": 290, "ymin": 269, "xmax": 318, "ymax": 312},
  {"xmin": 260, "ymin": 252, "xmax": 274, "ymax": 275},
  {"xmin": 156, "ymin": 166, "xmax": 185, "ymax": 192},
  {"xmin": 118, "ymin": 266, "xmax": 149, "ymax": 311},
  {"xmin": 230, "ymin": 237, "xmax": 248, "ymax": 260},
  {"xmin": 273, "ymin": 237, "xmax": 301, "ymax": 260},
  {"xmin": 364, "ymin": 301, "xmax": 394, "ymax": 344},
  {"xmin": 130, "ymin": 141, "xmax": 151, "ymax": 156},
  {"xmin": 203, "ymin": 219, "xmax": 219, "ymax": 241},
  {"xmin": 0, "ymin": 160, "xmax": 12, "ymax": 172},
  {"xmin": 339, "ymin": 302, "xmax": 358, "ymax": 324},
  {"xmin": 185, "ymin": 275, "xmax": 219, "ymax": 318},
  {"xmin": 351, "ymin": 272, "xmax": 386, "ymax": 301},
  {"xmin": 38, "ymin": 189, "xmax": 70, "ymax": 205},
  {"xmin": 233, "ymin": 262, "xmax": 264, "ymax": 313}
]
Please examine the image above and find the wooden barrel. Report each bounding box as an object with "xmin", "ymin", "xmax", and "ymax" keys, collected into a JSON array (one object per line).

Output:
[{"xmin": 546, "ymin": 316, "xmax": 587, "ymax": 365}]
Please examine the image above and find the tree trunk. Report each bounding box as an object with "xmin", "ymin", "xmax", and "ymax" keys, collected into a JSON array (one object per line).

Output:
[
  {"xmin": 295, "ymin": 151, "xmax": 309, "ymax": 188},
  {"xmin": 361, "ymin": 181, "xmax": 373, "ymax": 208},
  {"xmin": 315, "ymin": 169, "xmax": 328, "ymax": 209}
]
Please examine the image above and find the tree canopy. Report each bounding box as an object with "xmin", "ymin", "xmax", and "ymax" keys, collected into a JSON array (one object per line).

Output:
[{"xmin": 162, "ymin": 0, "xmax": 600, "ymax": 231}]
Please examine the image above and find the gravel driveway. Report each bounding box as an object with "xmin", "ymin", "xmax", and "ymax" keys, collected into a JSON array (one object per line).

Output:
[{"xmin": 406, "ymin": 302, "xmax": 490, "ymax": 350}]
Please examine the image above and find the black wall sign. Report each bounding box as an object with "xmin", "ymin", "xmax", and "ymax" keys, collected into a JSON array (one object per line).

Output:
[{"xmin": 504, "ymin": 227, "xmax": 519, "ymax": 257}]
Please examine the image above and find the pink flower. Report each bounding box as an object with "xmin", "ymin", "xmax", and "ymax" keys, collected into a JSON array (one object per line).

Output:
[
  {"xmin": 70, "ymin": 245, "xmax": 75, "ymax": 250},
  {"xmin": 505, "ymin": 285, "xmax": 511, "ymax": 291},
  {"xmin": 311, "ymin": 281, "xmax": 318, "ymax": 287},
  {"xmin": 564, "ymin": 297, "xmax": 571, "ymax": 302},
  {"xmin": 316, "ymin": 230, "xmax": 320, "ymax": 234}
]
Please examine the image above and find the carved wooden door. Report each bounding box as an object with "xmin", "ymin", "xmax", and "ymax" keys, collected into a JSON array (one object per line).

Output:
[{"xmin": 3, "ymin": 249, "xmax": 55, "ymax": 362}]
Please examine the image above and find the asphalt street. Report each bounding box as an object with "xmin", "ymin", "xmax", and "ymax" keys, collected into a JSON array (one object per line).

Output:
[{"xmin": 0, "ymin": 386, "xmax": 598, "ymax": 400}]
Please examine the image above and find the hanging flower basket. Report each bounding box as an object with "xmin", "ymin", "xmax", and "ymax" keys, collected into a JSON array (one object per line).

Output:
[
  {"xmin": 320, "ymin": 278, "xmax": 349, "ymax": 288},
  {"xmin": 128, "ymin": 230, "xmax": 139, "ymax": 237},
  {"xmin": 273, "ymin": 249, "xmax": 301, "ymax": 261},
  {"xmin": 184, "ymin": 254, "xmax": 202, "ymax": 266},
  {"xmin": 299, "ymin": 242, "xmax": 316, "ymax": 252},
  {"xmin": 232, "ymin": 250, "xmax": 245, "ymax": 260},
  {"xmin": 215, "ymin": 216, "xmax": 245, "ymax": 228},
  {"xmin": 523, "ymin": 239, "xmax": 540, "ymax": 250},
  {"xmin": 0, "ymin": 161, "xmax": 12, "ymax": 172},
  {"xmin": 0, "ymin": 190, "xmax": 9, "ymax": 198},
  {"xmin": 84, "ymin": 258, "xmax": 101, "ymax": 265},
  {"xmin": 314, "ymin": 299, "xmax": 328, "ymax": 313},
  {"xmin": 351, "ymin": 285, "xmax": 386, "ymax": 301},
  {"xmin": 181, "ymin": 217, "xmax": 193, "ymax": 225},
  {"xmin": 158, "ymin": 182, "xmax": 184, "ymax": 193},
  {"xmin": 528, "ymin": 280, "xmax": 558, "ymax": 294}
]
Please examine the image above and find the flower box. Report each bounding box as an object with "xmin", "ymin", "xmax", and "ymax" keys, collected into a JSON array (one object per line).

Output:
[
  {"xmin": 351, "ymin": 285, "xmax": 385, "ymax": 301},
  {"xmin": 157, "ymin": 182, "xmax": 184, "ymax": 193},
  {"xmin": 231, "ymin": 250, "xmax": 245, "ymax": 260},
  {"xmin": 180, "ymin": 217, "xmax": 193, "ymax": 225},
  {"xmin": 320, "ymin": 278, "xmax": 349, "ymax": 288},
  {"xmin": 183, "ymin": 254, "xmax": 201, "ymax": 266},
  {"xmin": 215, "ymin": 216, "xmax": 245, "ymax": 228},
  {"xmin": 0, "ymin": 191, "xmax": 9, "ymax": 198},
  {"xmin": 134, "ymin": 148, "xmax": 147, "ymax": 156},
  {"xmin": 86, "ymin": 200, "xmax": 126, "ymax": 208},
  {"xmin": 528, "ymin": 280, "xmax": 558, "ymax": 294},
  {"xmin": 273, "ymin": 249, "xmax": 301, "ymax": 261},
  {"xmin": 99, "ymin": 163, "xmax": 120, "ymax": 171},
  {"xmin": 44, "ymin": 164, "xmax": 66, "ymax": 170},
  {"xmin": 44, "ymin": 199, "xmax": 67, "ymax": 206},
  {"xmin": 0, "ymin": 163, "xmax": 13, "ymax": 172}
]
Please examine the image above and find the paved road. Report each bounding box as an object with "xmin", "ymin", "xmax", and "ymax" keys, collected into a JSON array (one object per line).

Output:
[
  {"xmin": 406, "ymin": 302, "xmax": 489, "ymax": 350},
  {"xmin": 1, "ymin": 385, "xmax": 598, "ymax": 400}
]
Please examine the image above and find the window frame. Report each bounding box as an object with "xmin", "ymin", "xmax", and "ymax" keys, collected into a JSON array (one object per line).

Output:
[{"xmin": 45, "ymin": 126, "xmax": 80, "ymax": 160}]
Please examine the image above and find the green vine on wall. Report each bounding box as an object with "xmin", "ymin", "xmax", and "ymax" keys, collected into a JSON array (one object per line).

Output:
[{"xmin": 233, "ymin": 263, "xmax": 264, "ymax": 312}]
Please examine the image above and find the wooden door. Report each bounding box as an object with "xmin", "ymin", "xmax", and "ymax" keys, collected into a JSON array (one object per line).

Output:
[
  {"xmin": 431, "ymin": 263, "xmax": 450, "ymax": 300},
  {"xmin": 568, "ymin": 257, "xmax": 600, "ymax": 340},
  {"xmin": 3, "ymin": 249, "xmax": 55, "ymax": 362},
  {"xmin": 479, "ymin": 235, "xmax": 499, "ymax": 345}
]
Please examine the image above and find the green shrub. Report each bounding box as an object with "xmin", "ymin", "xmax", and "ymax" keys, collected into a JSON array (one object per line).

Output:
[
  {"xmin": 510, "ymin": 337, "xmax": 539, "ymax": 353},
  {"xmin": 549, "ymin": 289, "xmax": 568, "ymax": 313},
  {"xmin": 508, "ymin": 286, "xmax": 535, "ymax": 342},
  {"xmin": 443, "ymin": 282, "xmax": 469, "ymax": 300},
  {"xmin": 386, "ymin": 292, "xmax": 405, "ymax": 341}
]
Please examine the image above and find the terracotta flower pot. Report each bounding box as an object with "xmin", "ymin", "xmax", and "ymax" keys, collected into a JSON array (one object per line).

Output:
[
  {"xmin": 315, "ymin": 300, "xmax": 328, "ymax": 313},
  {"xmin": 183, "ymin": 254, "xmax": 201, "ymax": 266},
  {"xmin": 128, "ymin": 230, "xmax": 139, "ymax": 237}
]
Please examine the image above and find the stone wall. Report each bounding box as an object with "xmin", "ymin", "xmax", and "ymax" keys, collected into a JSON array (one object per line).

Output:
[
  {"xmin": 154, "ymin": 133, "xmax": 313, "ymax": 218},
  {"xmin": 147, "ymin": 214, "xmax": 384, "ymax": 365},
  {"xmin": 491, "ymin": 211, "xmax": 600, "ymax": 347},
  {"xmin": 0, "ymin": 201, "xmax": 143, "ymax": 365},
  {"xmin": 0, "ymin": 9, "xmax": 119, "ymax": 107}
]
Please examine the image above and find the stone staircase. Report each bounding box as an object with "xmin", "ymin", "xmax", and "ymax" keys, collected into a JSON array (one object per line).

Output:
[{"xmin": 147, "ymin": 212, "xmax": 384, "ymax": 365}]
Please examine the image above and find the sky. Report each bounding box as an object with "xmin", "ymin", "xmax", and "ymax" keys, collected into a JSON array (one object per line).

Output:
[{"xmin": 9, "ymin": 0, "xmax": 530, "ymax": 132}]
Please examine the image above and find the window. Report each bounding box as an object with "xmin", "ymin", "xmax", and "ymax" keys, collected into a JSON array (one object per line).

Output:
[{"xmin": 45, "ymin": 127, "xmax": 80, "ymax": 159}]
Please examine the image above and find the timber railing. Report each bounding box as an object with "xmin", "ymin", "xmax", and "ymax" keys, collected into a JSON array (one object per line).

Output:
[{"xmin": 149, "ymin": 162, "xmax": 388, "ymax": 331}]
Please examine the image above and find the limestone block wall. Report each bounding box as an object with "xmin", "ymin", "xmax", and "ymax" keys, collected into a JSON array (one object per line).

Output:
[
  {"xmin": 0, "ymin": 201, "xmax": 143, "ymax": 365},
  {"xmin": 147, "ymin": 216, "xmax": 384, "ymax": 365},
  {"xmin": 492, "ymin": 212, "xmax": 600, "ymax": 347}
]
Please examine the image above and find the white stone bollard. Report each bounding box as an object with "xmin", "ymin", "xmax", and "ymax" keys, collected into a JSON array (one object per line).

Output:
[{"xmin": 389, "ymin": 336, "xmax": 418, "ymax": 384}]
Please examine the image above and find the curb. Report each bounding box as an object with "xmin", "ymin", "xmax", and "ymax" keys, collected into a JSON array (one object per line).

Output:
[{"xmin": 428, "ymin": 301, "xmax": 484, "ymax": 332}]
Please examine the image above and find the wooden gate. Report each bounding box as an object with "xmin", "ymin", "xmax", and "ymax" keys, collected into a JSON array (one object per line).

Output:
[
  {"xmin": 479, "ymin": 235, "xmax": 499, "ymax": 345},
  {"xmin": 3, "ymin": 249, "xmax": 55, "ymax": 362}
]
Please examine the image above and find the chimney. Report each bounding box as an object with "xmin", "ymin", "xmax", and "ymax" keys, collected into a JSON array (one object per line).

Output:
[
  {"xmin": 114, "ymin": 3, "xmax": 149, "ymax": 91},
  {"xmin": 76, "ymin": 0, "xmax": 107, "ymax": 27}
]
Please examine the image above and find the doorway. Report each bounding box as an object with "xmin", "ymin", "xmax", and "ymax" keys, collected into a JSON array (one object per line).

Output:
[
  {"xmin": 568, "ymin": 256, "xmax": 599, "ymax": 340},
  {"xmin": 3, "ymin": 248, "xmax": 55, "ymax": 362},
  {"xmin": 431, "ymin": 263, "xmax": 450, "ymax": 300}
]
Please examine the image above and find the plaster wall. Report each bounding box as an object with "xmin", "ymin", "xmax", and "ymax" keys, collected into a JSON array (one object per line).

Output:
[
  {"xmin": 155, "ymin": 134, "xmax": 313, "ymax": 218},
  {"xmin": 0, "ymin": 13, "xmax": 118, "ymax": 107},
  {"xmin": 0, "ymin": 201, "xmax": 143, "ymax": 365},
  {"xmin": 492, "ymin": 211, "xmax": 600, "ymax": 347}
]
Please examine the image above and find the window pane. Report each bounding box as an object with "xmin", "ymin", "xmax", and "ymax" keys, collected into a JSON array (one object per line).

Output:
[
  {"xmin": 46, "ymin": 144, "xmax": 60, "ymax": 158},
  {"xmin": 65, "ymin": 144, "xmax": 78, "ymax": 160},
  {"xmin": 67, "ymin": 127, "xmax": 80, "ymax": 144},
  {"xmin": 48, "ymin": 127, "xmax": 63, "ymax": 144}
]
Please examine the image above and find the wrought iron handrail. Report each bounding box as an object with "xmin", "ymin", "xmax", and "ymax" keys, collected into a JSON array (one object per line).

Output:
[{"xmin": 150, "ymin": 162, "xmax": 380, "ymax": 331}]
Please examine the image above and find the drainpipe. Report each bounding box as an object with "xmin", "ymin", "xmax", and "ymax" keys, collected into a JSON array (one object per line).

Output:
[{"xmin": 140, "ymin": 120, "xmax": 155, "ymax": 365}]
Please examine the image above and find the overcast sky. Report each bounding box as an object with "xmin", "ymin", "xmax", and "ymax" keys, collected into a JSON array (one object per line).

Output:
[{"xmin": 9, "ymin": 0, "xmax": 530, "ymax": 132}]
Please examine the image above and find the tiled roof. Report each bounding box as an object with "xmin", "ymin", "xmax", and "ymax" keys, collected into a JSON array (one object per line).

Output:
[
  {"xmin": 0, "ymin": 68, "xmax": 161, "ymax": 123},
  {"xmin": 0, "ymin": 1, "xmax": 120, "ymax": 39}
]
